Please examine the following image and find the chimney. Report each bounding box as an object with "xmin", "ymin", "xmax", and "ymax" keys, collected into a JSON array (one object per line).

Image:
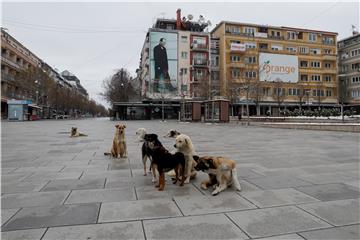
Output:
[{"xmin": 176, "ymin": 9, "xmax": 182, "ymax": 30}]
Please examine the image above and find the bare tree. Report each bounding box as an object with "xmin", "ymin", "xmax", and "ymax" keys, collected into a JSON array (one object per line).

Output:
[
  {"xmin": 272, "ymin": 78, "xmax": 286, "ymax": 116},
  {"xmin": 101, "ymin": 68, "xmax": 137, "ymax": 104}
]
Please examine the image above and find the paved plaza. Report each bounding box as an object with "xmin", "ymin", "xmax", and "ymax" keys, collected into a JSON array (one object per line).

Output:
[{"xmin": 1, "ymin": 118, "xmax": 359, "ymax": 239}]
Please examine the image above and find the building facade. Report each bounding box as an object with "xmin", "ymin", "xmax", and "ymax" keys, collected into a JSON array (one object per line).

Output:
[
  {"xmin": 138, "ymin": 9, "xmax": 211, "ymax": 101},
  {"xmin": 338, "ymin": 33, "xmax": 360, "ymax": 108},
  {"xmin": 211, "ymin": 21, "xmax": 338, "ymax": 115}
]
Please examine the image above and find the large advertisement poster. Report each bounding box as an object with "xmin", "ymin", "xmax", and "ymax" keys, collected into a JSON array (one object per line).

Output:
[
  {"xmin": 259, "ymin": 53, "xmax": 298, "ymax": 83},
  {"xmin": 149, "ymin": 31, "xmax": 178, "ymax": 98}
]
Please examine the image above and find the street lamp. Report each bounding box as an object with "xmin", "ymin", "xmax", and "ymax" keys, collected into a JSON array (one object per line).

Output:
[{"xmin": 305, "ymin": 89, "xmax": 310, "ymax": 110}]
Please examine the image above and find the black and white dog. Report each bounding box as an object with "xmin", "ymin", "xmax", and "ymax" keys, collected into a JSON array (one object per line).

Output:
[{"xmin": 142, "ymin": 134, "xmax": 163, "ymax": 182}]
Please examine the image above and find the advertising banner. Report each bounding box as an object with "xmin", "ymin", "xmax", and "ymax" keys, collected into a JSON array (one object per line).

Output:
[
  {"xmin": 259, "ymin": 53, "xmax": 298, "ymax": 82},
  {"xmin": 230, "ymin": 43, "xmax": 246, "ymax": 52},
  {"xmin": 149, "ymin": 31, "xmax": 178, "ymax": 98}
]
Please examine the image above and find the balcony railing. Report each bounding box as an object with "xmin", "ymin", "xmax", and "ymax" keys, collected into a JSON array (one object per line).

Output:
[
  {"xmin": 191, "ymin": 43, "xmax": 208, "ymax": 51},
  {"xmin": 191, "ymin": 76, "xmax": 208, "ymax": 83},
  {"xmin": 322, "ymin": 40, "xmax": 335, "ymax": 45},
  {"xmin": 192, "ymin": 59, "xmax": 208, "ymax": 66},
  {"xmin": 1, "ymin": 56, "xmax": 21, "ymax": 69}
]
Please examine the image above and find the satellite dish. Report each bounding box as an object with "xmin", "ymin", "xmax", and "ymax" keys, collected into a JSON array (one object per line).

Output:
[{"xmin": 188, "ymin": 14, "xmax": 193, "ymax": 20}]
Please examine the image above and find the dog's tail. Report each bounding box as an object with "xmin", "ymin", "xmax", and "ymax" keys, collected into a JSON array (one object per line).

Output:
[
  {"xmin": 104, "ymin": 152, "xmax": 111, "ymax": 156},
  {"xmin": 79, "ymin": 133, "xmax": 88, "ymax": 137},
  {"xmin": 231, "ymin": 168, "xmax": 242, "ymax": 191}
]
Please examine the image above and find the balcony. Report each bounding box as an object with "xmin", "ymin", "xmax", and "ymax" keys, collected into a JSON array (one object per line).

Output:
[
  {"xmin": 1, "ymin": 56, "xmax": 21, "ymax": 69},
  {"xmin": 192, "ymin": 59, "xmax": 208, "ymax": 67},
  {"xmin": 268, "ymin": 35, "xmax": 285, "ymax": 40},
  {"xmin": 322, "ymin": 40, "xmax": 335, "ymax": 45},
  {"xmin": 322, "ymin": 54, "xmax": 336, "ymax": 61},
  {"xmin": 229, "ymin": 62, "xmax": 245, "ymax": 68},
  {"xmin": 1, "ymin": 72, "xmax": 15, "ymax": 82},
  {"xmin": 191, "ymin": 43, "xmax": 208, "ymax": 51},
  {"xmin": 191, "ymin": 76, "xmax": 208, "ymax": 83},
  {"xmin": 322, "ymin": 68, "xmax": 337, "ymax": 74}
]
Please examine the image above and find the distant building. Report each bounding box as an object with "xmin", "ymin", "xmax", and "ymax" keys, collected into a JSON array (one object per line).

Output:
[
  {"xmin": 338, "ymin": 32, "xmax": 360, "ymax": 109},
  {"xmin": 211, "ymin": 21, "xmax": 338, "ymax": 116},
  {"xmin": 61, "ymin": 70, "xmax": 89, "ymax": 98}
]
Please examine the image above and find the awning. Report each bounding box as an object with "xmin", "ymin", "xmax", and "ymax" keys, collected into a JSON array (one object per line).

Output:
[{"xmin": 28, "ymin": 104, "xmax": 42, "ymax": 109}]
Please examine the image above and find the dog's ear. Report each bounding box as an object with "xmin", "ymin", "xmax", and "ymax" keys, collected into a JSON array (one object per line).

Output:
[
  {"xmin": 207, "ymin": 157, "xmax": 216, "ymax": 169},
  {"xmin": 193, "ymin": 155, "xmax": 200, "ymax": 162},
  {"xmin": 123, "ymin": 124, "xmax": 126, "ymax": 128},
  {"xmin": 184, "ymin": 138, "xmax": 188, "ymax": 145},
  {"xmin": 115, "ymin": 124, "xmax": 119, "ymax": 128}
]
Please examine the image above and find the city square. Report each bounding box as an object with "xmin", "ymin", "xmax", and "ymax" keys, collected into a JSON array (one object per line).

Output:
[{"xmin": 1, "ymin": 118, "xmax": 359, "ymax": 239}]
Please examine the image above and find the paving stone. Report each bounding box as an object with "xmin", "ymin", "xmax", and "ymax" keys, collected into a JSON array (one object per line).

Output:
[
  {"xmin": 65, "ymin": 187, "xmax": 136, "ymax": 204},
  {"xmin": 174, "ymin": 193, "xmax": 257, "ymax": 216},
  {"xmin": 246, "ymin": 176, "xmax": 313, "ymax": 190},
  {"xmin": 298, "ymin": 199, "xmax": 360, "ymax": 226},
  {"xmin": 1, "ymin": 168, "xmax": 17, "ymax": 174},
  {"xmin": 22, "ymin": 171, "xmax": 82, "ymax": 182},
  {"xmin": 2, "ymin": 173, "xmax": 34, "ymax": 183},
  {"xmin": 298, "ymin": 224, "xmax": 360, "ymax": 240},
  {"xmin": 44, "ymin": 160, "xmax": 90, "ymax": 167},
  {"xmin": 143, "ymin": 213, "xmax": 248, "ymax": 240},
  {"xmin": 135, "ymin": 184, "xmax": 203, "ymax": 200},
  {"xmin": 81, "ymin": 169, "xmax": 131, "ymax": 179},
  {"xmin": 256, "ymin": 234, "xmax": 304, "ymax": 240},
  {"xmin": 41, "ymin": 178, "xmax": 105, "ymax": 191},
  {"xmin": 1, "ymin": 181, "xmax": 49, "ymax": 194},
  {"xmin": 2, "ymin": 203, "xmax": 100, "ymax": 231},
  {"xmin": 13, "ymin": 166, "xmax": 64, "ymax": 173},
  {"xmin": 226, "ymin": 206, "xmax": 331, "ymax": 238},
  {"xmin": 1, "ymin": 228, "xmax": 46, "ymax": 240},
  {"xmin": 98, "ymin": 199, "xmax": 182, "ymax": 222},
  {"xmin": 105, "ymin": 177, "xmax": 136, "ymax": 188},
  {"xmin": 345, "ymin": 180, "xmax": 360, "ymax": 190},
  {"xmin": 239, "ymin": 188, "xmax": 320, "ymax": 208},
  {"xmin": 42, "ymin": 222, "xmax": 145, "ymax": 240},
  {"xmin": 60, "ymin": 165, "xmax": 109, "ymax": 173},
  {"xmin": 295, "ymin": 183, "xmax": 360, "ymax": 201},
  {"xmin": 2, "ymin": 209, "xmax": 20, "ymax": 226},
  {"xmin": 298, "ymin": 172, "xmax": 357, "ymax": 184},
  {"xmin": 1, "ymin": 191, "xmax": 70, "ymax": 209}
]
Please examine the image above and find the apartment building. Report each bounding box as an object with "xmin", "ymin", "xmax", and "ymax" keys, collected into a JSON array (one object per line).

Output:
[
  {"xmin": 138, "ymin": 9, "xmax": 210, "ymax": 100},
  {"xmin": 338, "ymin": 33, "xmax": 360, "ymax": 108},
  {"xmin": 211, "ymin": 21, "xmax": 338, "ymax": 115}
]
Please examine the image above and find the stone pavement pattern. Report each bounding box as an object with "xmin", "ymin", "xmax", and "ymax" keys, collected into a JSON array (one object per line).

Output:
[{"xmin": 1, "ymin": 118, "xmax": 359, "ymax": 239}]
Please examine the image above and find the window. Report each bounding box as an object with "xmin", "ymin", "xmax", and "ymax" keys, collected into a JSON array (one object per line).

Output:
[
  {"xmin": 181, "ymin": 52, "xmax": 188, "ymax": 59},
  {"xmin": 351, "ymin": 90, "xmax": 360, "ymax": 98},
  {"xmin": 274, "ymin": 88, "xmax": 286, "ymax": 96},
  {"xmin": 311, "ymin": 61, "xmax": 321, "ymax": 68},
  {"xmin": 246, "ymin": 56, "xmax": 256, "ymax": 64},
  {"xmin": 301, "ymin": 74, "xmax": 308, "ymax": 81},
  {"xmin": 324, "ymin": 63, "xmax": 331, "ymax": 68},
  {"xmin": 180, "ymin": 68, "xmax": 188, "ymax": 76},
  {"xmin": 244, "ymin": 27, "xmax": 255, "ymax": 35},
  {"xmin": 299, "ymin": 46, "xmax": 309, "ymax": 54},
  {"xmin": 287, "ymin": 31, "xmax": 296, "ymax": 40},
  {"xmin": 230, "ymin": 55, "xmax": 241, "ymax": 62},
  {"xmin": 300, "ymin": 61, "xmax": 308, "ymax": 67},
  {"xmin": 324, "ymin": 49, "xmax": 332, "ymax": 54},
  {"xmin": 245, "ymin": 42, "xmax": 256, "ymax": 49},
  {"xmin": 271, "ymin": 31, "xmax": 281, "ymax": 37},
  {"xmin": 310, "ymin": 48, "xmax": 321, "ymax": 55},
  {"xmin": 286, "ymin": 46, "xmax": 297, "ymax": 53},
  {"xmin": 351, "ymin": 49, "xmax": 360, "ymax": 57},
  {"xmin": 326, "ymin": 89, "xmax": 332, "ymax": 97},
  {"xmin": 323, "ymin": 36, "xmax": 334, "ymax": 45},
  {"xmin": 181, "ymin": 36, "xmax": 188, "ymax": 43},
  {"xmin": 288, "ymin": 88, "xmax": 300, "ymax": 96},
  {"xmin": 231, "ymin": 69, "xmax": 241, "ymax": 79},
  {"xmin": 311, "ymin": 75, "xmax": 321, "ymax": 81},
  {"xmin": 324, "ymin": 75, "xmax": 332, "ymax": 82},
  {"xmin": 352, "ymin": 76, "xmax": 360, "ymax": 83},
  {"xmin": 309, "ymin": 33, "xmax": 317, "ymax": 42},
  {"xmin": 245, "ymin": 71, "xmax": 256, "ymax": 78},
  {"xmin": 271, "ymin": 44, "xmax": 283, "ymax": 51},
  {"xmin": 313, "ymin": 89, "xmax": 324, "ymax": 97},
  {"xmin": 352, "ymin": 63, "xmax": 360, "ymax": 70},
  {"xmin": 232, "ymin": 27, "xmax": 240, "ymax": 34},
  {"xmin": 259, "ymin": 43, "xmax": 268, "ymax": 49},
  {"xmin": 263, "ymin": 87, "xmax": 270, "ymax": 96}
]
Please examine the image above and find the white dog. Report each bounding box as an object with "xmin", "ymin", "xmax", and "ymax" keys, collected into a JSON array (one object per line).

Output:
[
  {"xmin": 174, "ymin": 134, "xmax": 197, "ymax": 184},
  {"xmin": 135, "ymin": 128, "xmax": 147, "ymax": 142}
]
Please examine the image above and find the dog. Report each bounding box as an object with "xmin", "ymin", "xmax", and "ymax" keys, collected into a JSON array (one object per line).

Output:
[
  {"xmin": 147, "ymin": 143, "xmax": 186, "ymax": 191},
  {"xmin": 164, "ymin": 129, "xmax": 181, "ymax": 138},
  {"xmin": 70, "ymin": 127, "xmax": 87, "ymax": 137},
  {"xmin": 104, "ymin": 123, "xmax": 127, "ymax": 158},
  {"xmin": 142, "ymin": 134, "xmax": 163, "ymax": 181},
  {"xmin": 174, "ymin": 134, "xmax": 197, "ymax": 184},
  {"xmin": 194, "ymin": 155, "xmax": 241, "ymax": 195},
  {"xmin": 136, "ymin": 128, "xmax": 147, "ymax": 142}
]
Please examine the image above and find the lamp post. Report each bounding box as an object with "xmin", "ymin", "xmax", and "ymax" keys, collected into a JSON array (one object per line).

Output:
[{"xmin": 305, "ymin": 90, "xmax": 310, "ymax": 110}]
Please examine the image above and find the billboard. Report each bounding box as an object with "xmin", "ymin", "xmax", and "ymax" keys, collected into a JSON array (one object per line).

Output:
[
  {"xmin": 230, "ymin": 43, "xmax": 246, "ymax": 52},
  {"xmin": 259, "ymin": 53, "xmax": 298, "ymax": 83},
  {"xmin": 149, "ymin": 31, "xmax": 178, "ymax": 98}
]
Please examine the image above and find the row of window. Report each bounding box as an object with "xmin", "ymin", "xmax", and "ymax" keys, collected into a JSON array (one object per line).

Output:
[
  {"xmin": 231, "ymin": 70, "xmax": 257, "ymax": 78},
  {"xmin": 352, "ymin": 76, "xmax": 360, "ymax": 83},
  {"xmin": 225, "ymin": 26, "xmax": 335, "ymax": 44},
  {"xmin": 229, "ymin": 41, "xmax": 334, "ymax": 55},
  {"xmin": 263, "ymin": 88, "xmax": 332, "ymax": 97},
  {"xmin": 230, "ymin": 55, "xmax": 256, "ymax": 63},
  {"xmin": 301, "ymin": 74, "xmax": 333, "ymax": 82},
  {"xmin": 351, "ymin": 90, "xmax": 360, "ymax": 98},
  {"xmin": 299, "ymin": 61, "xmax": 334, "ymax": 68}
]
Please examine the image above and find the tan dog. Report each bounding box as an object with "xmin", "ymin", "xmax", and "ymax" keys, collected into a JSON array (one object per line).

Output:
[
  {"xmin": 104, "ymin": 123, "xmax": 127, "ymax": 158},
  {"xmin": 174, "ymin": 134, "xmax": 197, "ymax": 184},
  {"xmin": 70, "ymin": 127, "xmax": 87, "ymax": 137},
  {"xmin": 194, "ymin": 156, "xmax": 241, "ymax": 195}
]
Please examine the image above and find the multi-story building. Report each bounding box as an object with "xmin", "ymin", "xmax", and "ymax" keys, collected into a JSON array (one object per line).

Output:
[
  {"xmin": 211, "ymin": 21, "xmax": 338, "ymax": 115},
  {"xmin": 61, "ymin": 70, "xmax": 89, "ymax": 98},
  {"xmin": 210, "ymin": 37, "xmax": 220, "ymax": 98},
  {"xmin": 138, "ymin": 9, "xmax": 211, "ymax": 101},
  {"xmin": 338, "ymin": 32, "xmax": 360, "ymax": 109}
]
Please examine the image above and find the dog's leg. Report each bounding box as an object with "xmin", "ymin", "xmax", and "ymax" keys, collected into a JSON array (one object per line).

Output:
[
  {"xmin": 212, "ymin": 183, "xmax": 227, "ymax": 195},
  {"xmin": 180, "ymin": 165, "xmax": 185, "ymax": 186},
  {"xmin": 142, "ymin": 155, "xmax": 147, "ymax": 176},
  {"xmin": 123, "ymin": 142, "xmax": 127, "ymax": 158},
  {"xmin": 151, "ymin": 163, "xmax": 157, "ymax": 183},
  {"xmin": 231, "ymin": 168, "xmax": 242, "ymax": 191},
  {"xmin": 184, "ymin": 156, "xmax": 193, "ymax": 184},
  {"xmin": 158, "ymin": 171, "xmax": 165, "ymax": 191},
  {"xmin": 173, "ymin": 166, "xmax": 179, "ymax": 184}
]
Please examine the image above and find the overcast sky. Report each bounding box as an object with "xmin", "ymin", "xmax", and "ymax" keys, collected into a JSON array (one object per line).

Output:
[{"xmin": 2, "ymin": 1, "xmax": 359, "ymax": 107}]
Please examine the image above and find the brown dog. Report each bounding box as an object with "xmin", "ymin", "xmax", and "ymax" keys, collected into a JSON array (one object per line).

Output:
[
  {"xmin": 104, "ymin": 123, "xmax": 127, "ymax": 158},
  {"xmin": 70, "ymin": 127, "xmax": 87, "ymax": 137},
  {"xmin": 194, "ymin": 155, "xmax": 241, "ymax": 195}
]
